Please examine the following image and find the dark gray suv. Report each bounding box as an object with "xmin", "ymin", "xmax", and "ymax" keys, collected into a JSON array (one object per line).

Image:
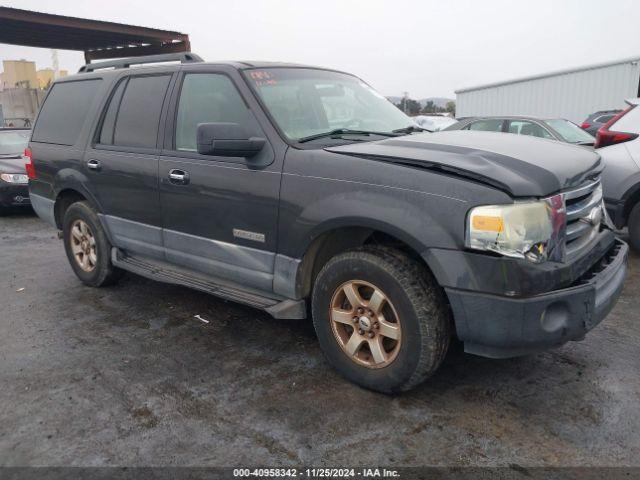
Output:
[{"xmin": 27, "ymin": 53, "xmax": 627, "ymax": 392}]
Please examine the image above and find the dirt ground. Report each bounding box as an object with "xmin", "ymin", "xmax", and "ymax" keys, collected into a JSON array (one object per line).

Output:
[{"xmin": 1, "ymin": 211, "xmax": 638, "ymax": 467}]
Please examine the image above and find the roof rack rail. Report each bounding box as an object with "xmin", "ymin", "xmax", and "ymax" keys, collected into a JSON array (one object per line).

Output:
[{"xmin": 78, "ymin": 52, "xmax": 203, "ymax": 73}]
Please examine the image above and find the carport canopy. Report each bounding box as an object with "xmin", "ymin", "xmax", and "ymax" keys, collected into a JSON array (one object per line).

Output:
[{"xmin": 0, "ymin": 7, "xmax": 191, "ymax": 64}]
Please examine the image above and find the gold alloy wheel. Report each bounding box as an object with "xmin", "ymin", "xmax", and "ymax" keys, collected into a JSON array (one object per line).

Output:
[
  {"xmin": 70, "ymin": 219, "xmax": 98, "ymax": 273},
  {"xmin": 329, "ymin": 280, "xmax": 402, "ymax": 368}
]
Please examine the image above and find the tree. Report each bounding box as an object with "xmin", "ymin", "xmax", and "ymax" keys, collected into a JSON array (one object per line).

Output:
[
  {"xmin": 395, "ymin": 97, "xmax": 422, "ymax": 116},
  {"xmin": 446, "ymin": 101, "xmax": 456, "ymax": 116},
  {"xmin": 422, "ymin": 100, "xmax": 436, "ymax": 114}
]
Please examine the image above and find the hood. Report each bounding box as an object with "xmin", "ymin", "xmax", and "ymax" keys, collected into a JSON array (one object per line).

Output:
[
  {"xmin": 0, "ymin": 156, "xmax": 27, "ymax": 174},
  {"xmin": 325, "ymin": 130, "xmax": 602, "ymax": 197}
]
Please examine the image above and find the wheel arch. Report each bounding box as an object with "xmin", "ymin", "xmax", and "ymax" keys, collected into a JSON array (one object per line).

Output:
[
  {"xmin": 295, "ymin": 219, "xmax": 438, "ymax": 300},
  {"xmin": 52, "ymin": 168, "xmax": 104, "ymax": 229}
]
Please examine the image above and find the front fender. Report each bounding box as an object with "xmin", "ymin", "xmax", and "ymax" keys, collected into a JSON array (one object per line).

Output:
[
  {"xmin": 301, "ymin": 189, "xmax": 459, "ymax": 258},
  {"xmin": 278, "ymin": 167, "xmax": 479, "ymax": 264},
  {"xmin": 280, "ymin": 148, "xmax": 512, "ymax": 261},
  {"xmin": 277, "ymin": 148, "xmax": 513, "ymax": 298}
]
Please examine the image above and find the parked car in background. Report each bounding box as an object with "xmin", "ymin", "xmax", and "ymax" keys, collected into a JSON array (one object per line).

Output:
[
  {"xmin": 580, "ymin": 109, "xmax": 621, "ymax": 136},
  {"xmin": 445, "ymin": 116, "xmax": 596, "ymax": 146},
  {"xmin": 0, "ymin": 127, "xmax": 31, "ymax": 214},
  {"xmin": 597, "ymin": 99, "xmax": 640, "ymax": 250},
  {"xmin": 412, "ymin": 115, "xmax": 456, "ymax": 131},
  {"xmin": 27, "ymin": 53, "xmax": 627, "ymax": 393}
]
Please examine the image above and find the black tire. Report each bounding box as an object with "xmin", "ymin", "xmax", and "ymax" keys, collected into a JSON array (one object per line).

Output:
[
  {"xmin": 312, "ymin": 246, "xmax": 451, "ymax": 393},
  {"xmin": 62, "ymin": 201, "xmax": 123, "ymax": 287},
  {"xmin": 627, "ymin": 203, "xmax": 640, "ymax": 252}
]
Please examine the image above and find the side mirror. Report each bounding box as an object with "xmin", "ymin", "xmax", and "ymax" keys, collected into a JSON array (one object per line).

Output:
[{"xmin": 196, "ymin": 123, "xmax": 265, "ymax": 158}]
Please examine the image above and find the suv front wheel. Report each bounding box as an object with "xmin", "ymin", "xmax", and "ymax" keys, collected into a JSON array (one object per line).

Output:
[
  {"xmin": 627, "ymin": 202, "xmax": 640, "ymax": 252},
  {"xmin": 62, "ymin": 201, "xmax": 123, "ymax": 287},
  {"xmin": 312, "ymin": 247, "xmax": 451, "ymax": 393}
]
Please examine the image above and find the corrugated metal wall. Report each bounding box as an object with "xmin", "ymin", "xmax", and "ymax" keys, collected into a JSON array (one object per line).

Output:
[{"xmin": 456, "ymin": 60, "xmax": 640, "ymax": 123}]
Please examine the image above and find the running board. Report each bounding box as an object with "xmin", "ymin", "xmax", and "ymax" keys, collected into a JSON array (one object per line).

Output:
[{"xmin": 111, "ymin": 249, "xmax": 306, "ymax": 319}]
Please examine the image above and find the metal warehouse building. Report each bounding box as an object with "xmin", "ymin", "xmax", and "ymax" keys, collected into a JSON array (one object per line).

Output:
[{"xmin": 455, "ymin": 56, "xmax": 640, "ymax": 123}]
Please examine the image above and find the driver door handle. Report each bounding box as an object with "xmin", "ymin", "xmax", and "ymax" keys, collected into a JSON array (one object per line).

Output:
[
  {"xmin": 86, "ymin": 159, "xmax": 101, "ymax": 171},
  {"xmin": 169, "ymin": 169, "xmax": 190, "ymax": 185}
]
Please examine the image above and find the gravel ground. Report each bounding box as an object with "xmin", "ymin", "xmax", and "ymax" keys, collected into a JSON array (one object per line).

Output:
[{"xmin": 0, "ymin": 211, "xmax": 638, "ymax": 467}]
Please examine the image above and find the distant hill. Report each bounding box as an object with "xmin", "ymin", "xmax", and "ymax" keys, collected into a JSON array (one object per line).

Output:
[
  {"xmin": 419, "ymin": 97, "xmax": 454, "ymax": 109},
  {"xmin": 386, "ymin": 96, "xmax": 454, "ymax": 108}
]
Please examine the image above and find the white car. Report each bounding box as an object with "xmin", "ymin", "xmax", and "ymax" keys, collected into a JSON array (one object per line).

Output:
[
  {"xmin": 412, "ymin": 115, "xmax": 457, "ymax": 132},
  {"xmin": 598, "ymin": 98, "xmax": 640, "ymax": 249}
]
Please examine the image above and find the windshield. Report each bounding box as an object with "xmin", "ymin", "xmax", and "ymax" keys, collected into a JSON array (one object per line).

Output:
[
  {"xmin": 246, "ymin": 68, "xmax": 415, "ymax": 141},
  {"xmin": 0, "ymin": 130, "xmax": 30, "ymax": 155},
  {"xmin": 546, "ymin": 119, "xmax": 595, "ymax": 144}
]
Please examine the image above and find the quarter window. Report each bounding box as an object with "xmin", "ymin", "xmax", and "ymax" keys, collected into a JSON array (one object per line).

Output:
[
  {"xmin": 32, "ymin": 79, "xmax": 102, "ymax": 145},
  {"xmin": 175, "ymin": 73, "xmax": 252, "ymax": 151}
]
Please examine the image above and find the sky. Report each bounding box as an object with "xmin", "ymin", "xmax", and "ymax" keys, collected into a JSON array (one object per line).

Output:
[{"xmin": 1, "ymin": 0, "xmax": 639, "ymax": 99}]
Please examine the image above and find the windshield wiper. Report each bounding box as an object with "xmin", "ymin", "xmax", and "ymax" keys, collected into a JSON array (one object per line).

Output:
[
  {"xmin": 392, "ymin": 125, "xmax": 428, "ymax": 134},
  {"xmin": 298, "ymin": 128, "xmax": 399, "ymax": 143}
]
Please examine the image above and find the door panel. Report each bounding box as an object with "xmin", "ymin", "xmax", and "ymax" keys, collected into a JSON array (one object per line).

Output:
[
  {"xmin": 158, "ymin": 157, "xmax": 281, "ymax": 290},
  {"xmin": 84, "ymin": 73, "xmax": 173, "ymax": 259},
  {"xmin": 162, "ymin": 228, "xmax": 275, "ymax": 291},
  {"xmin": 159, "ymin": 71, "xmax": 281, "ymax": 292},
  {"xmin": 84, "ymin": 149, "xmax": 160, "ymax": 227}
]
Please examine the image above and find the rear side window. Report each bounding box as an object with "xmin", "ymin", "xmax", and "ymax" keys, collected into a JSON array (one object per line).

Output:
[
  {"xmin": 508, "ymin": 120, "xmax": 554, "ymax": 139},
  {"xmin": 466, "ymin": 119, "xmax": 503, "ymax": 132},
  {"xmin": 99, "ymin": 74, "xmax": 171, "ymax": 149},
  {"xmin": 0, "ymin": 130, "xmax": 30, "ymax": 155},
  {"xmin": 32, "ymin": 79, "xmax": 101, "ymax": 145}
]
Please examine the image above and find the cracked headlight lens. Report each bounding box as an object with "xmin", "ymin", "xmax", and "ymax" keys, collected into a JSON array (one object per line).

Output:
[{"xmin": 466, "ymin": 194, "xmax": 566, "ymax": 263}]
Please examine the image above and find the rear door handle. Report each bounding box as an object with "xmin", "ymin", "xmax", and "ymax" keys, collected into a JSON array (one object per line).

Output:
[
  {"xmin": 86, "ymin": 159, "xmax": 101, "ymax": 171},
  {"xmin": 168, "ymin": 169, "xmax": 190, "ymax": 185}
]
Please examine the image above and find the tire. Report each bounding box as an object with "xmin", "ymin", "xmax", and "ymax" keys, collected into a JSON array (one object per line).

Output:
[
  {"xmin": 627, "ymin": 203, "xmax": 640, "ymax": 252},
  {"xmin": 62, "ymin": 201, "xmax": 123, "ymax": 287},
  {"xmin": 311, "ymin": 246, "xmax": 451, "ymax": 393}
]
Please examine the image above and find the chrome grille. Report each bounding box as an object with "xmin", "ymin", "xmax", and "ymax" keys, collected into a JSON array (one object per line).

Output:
[{"xmin": 564, "ymin": 179, "xmax": 603, "ymax": 258}]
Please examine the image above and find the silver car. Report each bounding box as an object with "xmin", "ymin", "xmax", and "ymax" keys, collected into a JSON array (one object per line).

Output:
[
  {"xmin": 599, "ymin": 98, "xmax": 640, "ymax": 250},
  {"xmin": 445, "ymin": 115, "xmax": 596, "ymax": 147}
]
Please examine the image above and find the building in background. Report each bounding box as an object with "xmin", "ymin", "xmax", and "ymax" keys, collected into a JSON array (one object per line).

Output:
[
  {"xmin": 36, "ymin": 68, "xmax": 68, "ymax": 89},
  {"xmin": 0, "ymin": 59, "xmax": 53, "ymax": 126},
  {"xmin": 0, "ymin": 60, "xmax": 67, "ymax": 127},
  {"xmin": 0, "ymin": 59, "xmax": 38, "ymax": 90},
  {"xmin": 455, "ymin": 56, "xmax": 640, "ymax": 123}
]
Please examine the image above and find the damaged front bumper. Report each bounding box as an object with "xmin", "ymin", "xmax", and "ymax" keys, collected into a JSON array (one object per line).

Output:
[{"xmin": 427, "ymin": 233, "xmax": 628, "ymax": 358}]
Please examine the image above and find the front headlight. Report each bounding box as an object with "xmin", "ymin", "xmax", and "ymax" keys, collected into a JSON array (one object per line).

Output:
[
  {"xmin": 0, "ymin": 173, "xmax": 29, "ymax": 184},
  {"xmin": 466, "ymin": 194, "xmax": 566, "ymax": 263}
]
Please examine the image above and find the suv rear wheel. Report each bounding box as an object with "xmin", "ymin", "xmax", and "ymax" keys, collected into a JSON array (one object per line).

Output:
[
  {"xmin": 62, "ymin": 201, "xmax": 123, "ymax": 287},
  {"xmin": 312, "ymin": 247, "xmax": 451, "ymax": 393}
]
